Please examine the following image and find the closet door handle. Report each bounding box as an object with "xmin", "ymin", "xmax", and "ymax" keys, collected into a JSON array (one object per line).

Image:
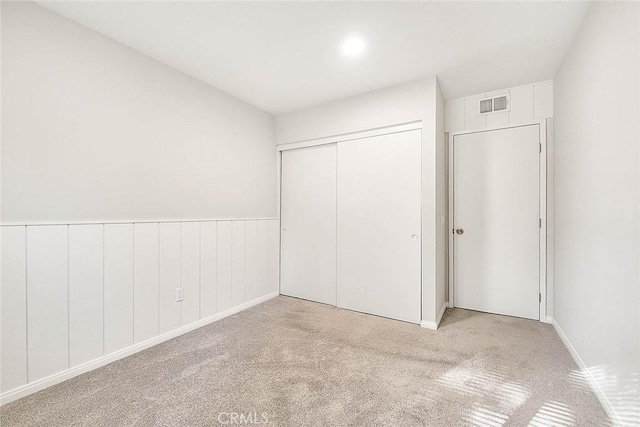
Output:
[{"xmin": 411, "ymin": 234, "xmax": 418, "ymax": 240}]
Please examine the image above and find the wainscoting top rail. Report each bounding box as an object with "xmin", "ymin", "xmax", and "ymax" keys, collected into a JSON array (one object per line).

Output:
[{"xmin": 0, "ymin": 217, "xmax": 280, "ymax": 227}]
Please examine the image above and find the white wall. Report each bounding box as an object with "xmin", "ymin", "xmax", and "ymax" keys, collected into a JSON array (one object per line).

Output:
[
  {"xmin": 275, "ymin": 77, "xmax": 445, "ymax": 325},
  {"xmin": 276, "ymin": 78, "xmax": 436, "ymax": 145},
  {"xmin": 1, "ymin": 219, "xmax": 280, "ymax": 403},
  {"xmin": 1, "ymin": 2, "xmax": 277, "ymax": 224},
  {"xmin": 435, "ymin": 82, "xmax": 447, "ymax": 323},
  {"xmin": 554, "ymin": 3, "xmax": 639, "ymax": 425},
  {"xmin": 445, "ymin": 81, "xmax": 553, "ymax": 133}
]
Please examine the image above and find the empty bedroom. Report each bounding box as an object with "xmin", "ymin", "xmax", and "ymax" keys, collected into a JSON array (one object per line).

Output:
[{"xmin": 1, "ymin": 1, "xmax": 638, "ymax": 426}]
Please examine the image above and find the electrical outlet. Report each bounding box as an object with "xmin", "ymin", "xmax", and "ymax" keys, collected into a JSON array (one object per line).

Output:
[{"xmin": 176, "ymin": 287, "xmax": 184, "ymax": 302}]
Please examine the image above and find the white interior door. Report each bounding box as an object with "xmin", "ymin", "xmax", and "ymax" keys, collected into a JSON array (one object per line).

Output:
[
  {"xmin": 281, "ymin": 144, "xmax": 337, "ymax": 305},
  {"xmin": 453, "ymin": 125, "xmax": 540, "ymax": 320},
  {"xmin": 337, "ymin": 130, "xmax": 422, "ymax": 324}
]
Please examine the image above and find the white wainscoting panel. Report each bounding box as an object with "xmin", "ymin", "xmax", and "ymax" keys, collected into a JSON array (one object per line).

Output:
[
  {"xmin": 159, "ymin": 223, "xmax": 181, "ymax": 334},
  {"xmin": 506, "ymin": 84, "xmax": 534, "ymax": 125},
  {"xmin": 133, "ymin": 223, "xmax": 159, "ymax": 343},
  {"xmin": 1, "ymin": 226, "xmax": 27, "ymax": 392},
  {"xmin": 267, "ymin": 220, "xmax": 280, "ymax": 294},
  {"xmin": 485, "ymin": 102, "xmax": 510, "ymax": 128},
  {"xmin": 26, "ymin": 226, "xmax": 69, "ymax": 382},
  {"xmin": 256, "ymin": 220, "xmax": 269, "ymax": 297},
  {"xmin": 68, "ymin": 225, "xmax": 104, "ymax": 367},
  {"xmin": 216, "ymin": 221, "xmax": 233, "ymax": 312},
  {"xmin": 200, "ymin": 222, "xmax": 217, "ymax": 318},
  {"xmin": 104, "ymin": 224, "xmax": 134, "ymax": 355},
  {"xmin": 181, "ymin": 222, "xmax": 200, "ymax": 326},
  {"xmin": 0, "ymin": 218, "xmax": 279, "ymax": 405},
  {"xmin": 463, "ymin": 94, "xmax": 487, "ymax": 130},
  {"xmin": 232, "ymin": 221, "xmax": 246, "ymax": 307},
  {"xmin": 533, "ymin": 81, "xmax": 553, "ymax": 121},
  {"xmin": 244, "ymin": 221, "xmax": 258, "ymax": 301}
]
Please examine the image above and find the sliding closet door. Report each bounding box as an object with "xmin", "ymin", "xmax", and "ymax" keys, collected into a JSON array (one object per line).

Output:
[
  {"xmin": 281, "ymin": 144, "xmax": 337, "ymax": 305},
  {"xmin": 337, "ymin": 130, "xmax": 422, "ymax": 324}
]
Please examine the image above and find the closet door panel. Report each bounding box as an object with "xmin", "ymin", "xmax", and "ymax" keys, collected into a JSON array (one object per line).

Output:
[
  {"xmin": 281, "ymin": 144, "xmax": 337, "ymax": 305},
  {"xmin": 337, "ymin": 130, "xmax": 422, "ymax": 323}
]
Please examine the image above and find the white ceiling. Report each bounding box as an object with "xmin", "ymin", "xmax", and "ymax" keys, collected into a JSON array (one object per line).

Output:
[{"xmin": 38, "ymin": 1, "xmax": 590, "ymax": 114}]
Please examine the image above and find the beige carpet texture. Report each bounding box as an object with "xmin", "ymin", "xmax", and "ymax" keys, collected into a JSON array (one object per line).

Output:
[{"xmin": 1, "ymin": 296, "xmax": 610, "ymax": 426}]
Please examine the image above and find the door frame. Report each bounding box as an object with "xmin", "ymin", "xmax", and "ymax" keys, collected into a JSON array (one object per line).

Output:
[
  {"xmin": 276, "ymin": 121, "xmax": 423, "ymax": 153},
  {"xmin": 448, "ymin": 121, "xmax": 548, "ymax": 322}
]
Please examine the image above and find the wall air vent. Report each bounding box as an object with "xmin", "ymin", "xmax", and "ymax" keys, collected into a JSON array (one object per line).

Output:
[
  {"xmin": 478, "ymin": 93, "xmax": 510, "ymax": 115},
  {"xmin": 479, "ymin": 98, "xmax": 493, "ymax": 114},
  {"xmin": 493, "ymin": 95, "xmax": 508, "ymax": 111}
]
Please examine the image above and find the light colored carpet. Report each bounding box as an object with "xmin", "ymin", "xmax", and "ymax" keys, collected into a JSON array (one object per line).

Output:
[{"xmin": 1, "ymin": 296, "xmax": 610, "ymax": 426}]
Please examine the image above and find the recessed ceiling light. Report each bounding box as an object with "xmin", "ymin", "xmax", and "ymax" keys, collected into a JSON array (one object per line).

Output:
[{"xmin": 342, "ymin": 36, "xmax": 366, "ymax": 56}]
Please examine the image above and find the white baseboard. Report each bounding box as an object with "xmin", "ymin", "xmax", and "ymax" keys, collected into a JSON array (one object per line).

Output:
[
  {"xmin": 544, "ymin": 315, "xmax": 553, "ymax": 324},
  {"xmin": 437, "ymin": 302, "xmax": 448, "ymax": 326},
  {"xmin": 420, "ymin": 320, "xmax": 437, "ymax": 330},
  {"xmin": 0, "ymin": 291, "xmax": 279, "ymax": 406},
  {"xmin": 552, "ymin": 319, "xmax": 621, "ymax": 426},
  {"xmin": 420, "ymin": 302, "xmax": 449, "ymax": 331}
]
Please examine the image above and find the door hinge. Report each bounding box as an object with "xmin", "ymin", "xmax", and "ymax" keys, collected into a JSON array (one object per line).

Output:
[
  {"xmin": 539, "ymin": 218, "xmax": 542, "ymax": 228},
  {"xmin": 539, "ymin": 293, "xmax": 542, "ymax": 303},
  {"xmin": 539, "ymin": 143, "xmax": 542, "ymax": 153}
]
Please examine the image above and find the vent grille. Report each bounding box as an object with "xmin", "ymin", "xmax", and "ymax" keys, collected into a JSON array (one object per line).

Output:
[
  {"xmin": 479, "ymin": 99, "xmax": 493, "ymax": 114},
  {"xmin": 478, "ymin": 93, "xmax": 510, "ymax": 115},
  {"xmin": 493, "ymin": 96, "xmax": 508, "ymax": 111}
]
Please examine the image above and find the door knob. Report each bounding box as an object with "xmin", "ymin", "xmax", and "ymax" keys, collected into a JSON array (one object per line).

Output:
[
  {"xmin": 455, "ymin": 229, "xmax": 464, "ymax": 235},
  {"xmin": 411, "ymin": 234, "xmax": 418, "ymax": 240}
]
